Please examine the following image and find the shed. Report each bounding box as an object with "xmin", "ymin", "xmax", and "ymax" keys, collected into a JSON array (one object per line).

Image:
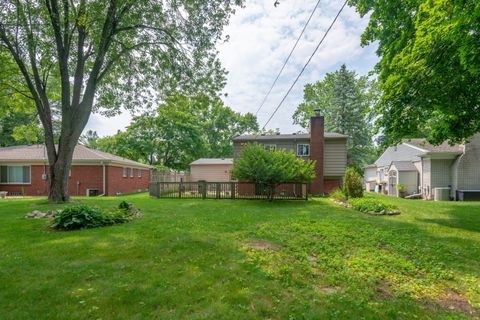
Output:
[{"xmin": 189, "ymin": 158, "xmax": 233, "ymax": 182}]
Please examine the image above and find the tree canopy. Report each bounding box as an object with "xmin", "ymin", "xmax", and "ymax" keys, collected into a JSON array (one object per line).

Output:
[
  {"xmin": 348, "ymin": 0, "xmax": 480, "ymax": 145},
  {"xmin": 84, "ymin": 95, "xmax": 258, "ymax": 170},
  {"xmin": 293, "ymin": 64, "xmax": 377, "ymax": 169},
  {"xmin": 0, "ymin": 0, "xmax": 243, "ymax": 201}
]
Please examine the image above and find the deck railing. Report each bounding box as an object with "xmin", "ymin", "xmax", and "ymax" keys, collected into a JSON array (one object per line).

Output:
[{"xmin": 149, "ymin": 181, "xmax": 308, "ymax": 200}]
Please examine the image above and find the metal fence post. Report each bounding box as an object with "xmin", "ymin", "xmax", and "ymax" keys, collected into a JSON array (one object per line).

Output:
[
  {"xmin": 231, "ymin": 182, "xmax": 235, "ymax": 199},
  {"xmin": 202, "ymin": 181, "xmax": 207, "ymax": 200},
  {"xmin": 179, "ymin": 179, "xmax": 183, "ymax": 198},
  {"xmin": 216, "ymin": 182, "xmax": 220, "ymax": 199}
]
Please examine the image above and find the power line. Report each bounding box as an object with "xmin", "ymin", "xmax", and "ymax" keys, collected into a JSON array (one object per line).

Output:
[
  {"xmin": 254, "ymin": 0, "xmax": 322, "ymax": 116},
  {"xmin": 261, "ymin": 0, "xmax": 348, "ymax": 130}
]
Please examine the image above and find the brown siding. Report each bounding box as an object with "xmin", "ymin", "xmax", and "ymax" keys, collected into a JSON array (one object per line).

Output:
[{"xmin": 190, "ymin": 164, "xmax": 232, "ymax": 182}]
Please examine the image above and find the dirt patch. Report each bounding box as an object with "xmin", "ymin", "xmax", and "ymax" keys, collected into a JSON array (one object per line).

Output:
[
  {"xmin": 243, "ymin": 240, "xmax": 279, "ymax": 251},
  {"xmin": 375, "ymin": 280, "xmax": 393, "ymax": 299},
  {"xmin": 437, "ymin": 289, "xmax": 478, "ymax": 317},
  {"xmin": 315, "ymin": 285, "xmax": 341, "ymax": 295}
]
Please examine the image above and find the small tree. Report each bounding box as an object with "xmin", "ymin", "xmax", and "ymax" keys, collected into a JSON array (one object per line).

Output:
[
  {"xmin": 232, "ymin": 143, "xmax": 315, "ymax": 201},
  {"xmin": 343, "ymin": 167, "xmax": 363, "ymax": 199}
]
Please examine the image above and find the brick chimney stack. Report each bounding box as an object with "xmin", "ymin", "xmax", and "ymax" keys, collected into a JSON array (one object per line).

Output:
[{"xmin": 310, "ymin": 109, "xmax": 324, "ymax": 194}]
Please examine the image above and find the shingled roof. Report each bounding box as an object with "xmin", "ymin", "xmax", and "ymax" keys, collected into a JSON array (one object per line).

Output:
[
  {"xmin": 390, "ymin": 161, "xmax": 417, "ymax": 172},
  {"xmin": 190, "ymin": 158, "xmax": 233, "ymax": 165},
  {"xmin": 0, "ymin": 145, "xmax": 151, "ymax": 168},
  {"xmin": 233, "ymin": 132, "xmax": 348, "ymax": 141},
  {"xmin": 402, "ymin": 139, "xmax": 463, "ymax": 154}
]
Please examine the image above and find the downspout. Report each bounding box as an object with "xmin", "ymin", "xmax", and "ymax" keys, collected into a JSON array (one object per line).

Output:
[{"xmin": 101, "ymin": 162, "xmax": 106, "ymax": 196}]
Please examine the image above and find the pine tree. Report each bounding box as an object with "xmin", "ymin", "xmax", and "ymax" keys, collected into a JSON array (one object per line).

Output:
[{"xmin": 293, "ymin": 64, "xmax": 376, "ymax": 169}]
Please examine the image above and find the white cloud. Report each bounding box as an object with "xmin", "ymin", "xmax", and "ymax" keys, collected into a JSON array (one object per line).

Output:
[{"xmin": 85, "ymin": 0, "xmax": 378, "ymax": 137}]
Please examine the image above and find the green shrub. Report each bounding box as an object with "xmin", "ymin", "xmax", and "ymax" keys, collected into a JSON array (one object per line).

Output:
[
  {"xmin": 330, "ymin": 189, "xmax": 347, "ymax": 202},
  {"xmin": 343, "ymin": 167, "xmax": 364, "ymax": 199},
  {"xmin": 51, "ymin": 203, "xmax": 137, "ymax": 230},
  {"xmin": 118, "ymin": 201, "xmax": 131, "ymax": 210},
  {"xmin": 348, "ymin": 198, "xmax": 398, "ymax": 214}
]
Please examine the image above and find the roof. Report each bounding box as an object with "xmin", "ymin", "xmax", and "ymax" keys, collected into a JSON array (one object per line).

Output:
[
  {"xmin": 375, "ymin": 144, "xmax": 422, "ymax": 167},
  {"xmin": 190, "ymin": 158, "xmax": 233, "ymax": 165},
  {"xmin": 232, "ymin": 132, "xmax": 348, "ymax": 141},
  {"xmin": 402, "ymin": 139, "xmax": 463, "ymax": 154},
  {"xmin": 389, "ymin": 161, "xmax": 417, "ymax": 172},
  {"xmin": 364, "ymin": 164, "xmax": 377, "ymax": 169},
  {"xmin": 0, "ymin": 145, "xmax": 151, "ymax": 168}
]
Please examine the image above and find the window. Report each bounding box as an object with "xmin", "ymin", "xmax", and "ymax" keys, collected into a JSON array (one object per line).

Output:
[
  {"xmin": 130, "ymin": 168, "xmax": 134, "ymax": 177},
  {"xmin": 123, "ymin": 167, "xmax": 128, "ymax": 178},
  {"xmin": 0, "ymin": 165, "xmax": 31, "ymax": 184},
  {"xmin": 138, "ymin": 169, "xmax": 142, "ymax": 178},
  {"xmin": 297, "ymin": 144, "xmax": 310, "ymax": 156},
  {"xmin": 264, "ymin": 144, "xmax": 276, "ymax": 151}
]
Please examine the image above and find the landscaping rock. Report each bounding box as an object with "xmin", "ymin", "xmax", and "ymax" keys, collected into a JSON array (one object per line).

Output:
[{"xmin": 25, "ymin": 210, "xmax": 56, "ymax": 219}]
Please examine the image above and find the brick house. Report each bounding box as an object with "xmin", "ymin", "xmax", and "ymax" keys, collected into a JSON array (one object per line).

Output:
[
  {"xmin": 232, "ymin": 111, "xmax": 348, "ymax": 194},
  {"xmin": 0, "ymin": 145, "xmax": 151, "ymax": 196}
]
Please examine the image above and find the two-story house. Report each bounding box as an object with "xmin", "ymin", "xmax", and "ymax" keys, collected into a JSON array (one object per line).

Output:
[{"xmin": 232, "ymin": 111, "xmax": 348, "ymax": 194}]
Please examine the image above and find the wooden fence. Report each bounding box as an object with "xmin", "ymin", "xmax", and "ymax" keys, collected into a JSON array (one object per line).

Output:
[
  {"xmin": 149, "ymin": 181, "xmax": 308, "ymax": 200},
  {"xmin": 150, "ymin": 170, "xmax": 190, "ymax": 183}
]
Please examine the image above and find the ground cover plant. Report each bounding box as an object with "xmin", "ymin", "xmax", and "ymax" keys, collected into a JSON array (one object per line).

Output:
[{"xmin": 0, "ymin": 193, "xmax": 479, "ymax": 319}]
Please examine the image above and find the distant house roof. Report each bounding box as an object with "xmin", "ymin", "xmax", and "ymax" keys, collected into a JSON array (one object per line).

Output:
[
  {"xmin": 402, "ymin": 139, "xmax": 463, "ymax": 154},
  {"xmin": 364, "ymin": 164, "xmax": 377, "ymax": 169},
  {"xmin": 232, "ymin": 132, "xmax": 348, "ymax": 141},
  {"xmin": 190, "ymin": 158, "xmax": 233, "ymax": 165},
  {"xmin": 0, "ymin": 145, "xmax": 151, "ymax": 168},
  {"xmin": 389, "ymin": 161, "xmax": 417, "ymax": 172}
]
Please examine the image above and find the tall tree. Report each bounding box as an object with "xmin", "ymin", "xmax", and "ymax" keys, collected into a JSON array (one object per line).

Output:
[
  {"xmin": 0, "ymin": 0, "xmax": 242, "ymax": 201},
  {"xmin": 89, "ymin": 95, "xmax": 258, "ymax": 170},
  {"xmin": 348, "ymin": 0, "xmax": 480, "ymax": 145},
  {"xmin": 293, "ymin": 64, "xmax": 376, "ymax": 169}
]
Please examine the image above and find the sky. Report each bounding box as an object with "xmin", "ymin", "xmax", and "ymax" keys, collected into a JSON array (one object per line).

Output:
[{"xmin": 85, "ymin": 0, "xmax": 379, "ymax": 137}]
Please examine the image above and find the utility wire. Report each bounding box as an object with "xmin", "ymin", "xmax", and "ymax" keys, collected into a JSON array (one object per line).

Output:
[
  {"xmin": 261, "ymin": 0, "xmax": 348, "ymax": 130},
  {"xmin": 254, "ymin": 0, "xmax": 322, "ymax": 117}
]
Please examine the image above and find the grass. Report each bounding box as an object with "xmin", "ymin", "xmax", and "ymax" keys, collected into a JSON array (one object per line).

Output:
[{"xmin": 0, "ymin": 193, "xmax": 479, "ymax": 319}]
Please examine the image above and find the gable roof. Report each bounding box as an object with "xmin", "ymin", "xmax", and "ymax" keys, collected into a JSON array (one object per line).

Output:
[
  {"xmin": 402, "ymin": 139, "xmax": 463, "ymax": 154},
  {"xmin": 389, "ymin": 161, "xmax": 417, "ymax": 172},
  {"xmin": 375, "ymin": 144, "xmax": 422, "ymax": 167},
  {"xmin": 0, "ymin": 145, "xmax": 151, "ymax": 168},
  {"xmin": 233, "ymin": 132, "xmax": 348, "ymax": 141},
  {"xmin": 190, "ymin": 158, "xmax": 233, "ymax": 165}
]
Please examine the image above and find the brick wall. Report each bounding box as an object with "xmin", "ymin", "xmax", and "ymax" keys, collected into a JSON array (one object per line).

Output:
[
  {"xmin": 106, "ymin": 166, "xmax": 150, "ymax": 195},
  {"xmin": 0, "ymin": 164, "xmax": 150, "ymax": 196},
  {"xmin": 324, "ymin": 178, "xmax": 341, "ymax": 194},
  {"xmin": 309, "ymin": 115, "xmax": 325, "ymax": 194}
]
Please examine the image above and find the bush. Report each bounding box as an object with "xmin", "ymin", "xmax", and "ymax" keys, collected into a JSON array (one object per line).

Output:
[
  {"xmin": 343, "ymin": 167, "xmax": 363, "ymax": 199},
  {"xmin": 51, "ymin": 203, "xmax": 138, "ymax": 230},
  {"xmin": 348, "ymin": 198, "xmax": 398, "ymax": 214},
  {"xmin": 330, "ymin": 189, "xmax": 346, "ymax": 202}
]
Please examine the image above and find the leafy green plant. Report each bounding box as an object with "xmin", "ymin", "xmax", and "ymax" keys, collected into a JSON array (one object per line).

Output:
[
  {"xmin": 348, "ymin": 198, "xmax": 398, "ymax": 214},
  {"xmin": 118, "ymin": 201, "xmax": 131, "ymax": 211},
  {"xmin": 343, "ymin": 167, "xmax": 364, "ymax": 199},
  {"xmin": 51, "ymin": 203, "xmax": 137, "ymax": 231},
  {"xmin": 330, "ymin": 189, "xmax": 347, "ymax": 202},
  {"xmin": 232, "ymin": 143, "xmax": 315, "ymax": 201},
  {"xmin": 396, "ymin": 184, "xmax": 407, "ymax": 197}
]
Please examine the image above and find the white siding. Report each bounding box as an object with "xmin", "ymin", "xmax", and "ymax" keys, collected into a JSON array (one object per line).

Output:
[
  {"xmin": 454, "ymin": 134, "xmax": 480, "ymax": 192},
  {"xmin": 398, "ymin": 171, "xmax": 419, "ymax": 195}
]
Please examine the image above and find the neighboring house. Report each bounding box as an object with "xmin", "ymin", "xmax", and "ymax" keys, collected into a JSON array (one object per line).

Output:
[
  {"xmin": 190, "ymin": 158, "xmax": 233, "ymax": 182},
  {"xmin": 0, "ymin": 145, "xmax": 151, "ymax": 196},
  {"xmin": 232, "ymin": 111, "xmax": 348, "ymax": 194},
  {"xmin": 364, "ymin": 164, "xmax": 377, "ymax": 192},
  {"xmin": 365, "ymin": 135, "xmax": 480, "ymax": 200}
]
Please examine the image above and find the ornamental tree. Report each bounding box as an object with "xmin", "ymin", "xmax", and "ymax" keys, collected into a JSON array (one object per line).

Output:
[
  {"xmin": 232, "ymin": 143, "xmax": 315, "ymax": 200},
  {"xmin": 0, "ymin": 0, "xmax": 242, "ymax": 201}
]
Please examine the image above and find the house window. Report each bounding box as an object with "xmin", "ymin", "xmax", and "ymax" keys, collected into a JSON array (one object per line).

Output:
[
  {"xmin": 123, "ymin": 167, "xmax": 128, "ymax": 178},
  {"xmin": 0, "ymin": 165, "xmax": 31, "ymax": 184},
  {"xmin": 264, "ymin": 144, "xmax": 276, "ymax": 151},
  {"xmin": 138, "ymin": 169, "xmax": 142, "ymax": 178},
  {"xmin": 130, "ymin": 168, "xmax": 134, "ymax": 177},
  {"xmin": 297, "ymin": 144, "xmax": 310, "ymax": 156}
]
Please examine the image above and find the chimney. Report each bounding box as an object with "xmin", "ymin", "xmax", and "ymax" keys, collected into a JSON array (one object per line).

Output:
[{"xmin": 309, "ymin": 109, "xmax": 324, "ymax": 194}]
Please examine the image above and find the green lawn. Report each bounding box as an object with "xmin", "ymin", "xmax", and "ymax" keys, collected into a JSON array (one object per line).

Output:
[{"xmin": 0, "ymin": 193, "xmax": 479, "ymax": 319}]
